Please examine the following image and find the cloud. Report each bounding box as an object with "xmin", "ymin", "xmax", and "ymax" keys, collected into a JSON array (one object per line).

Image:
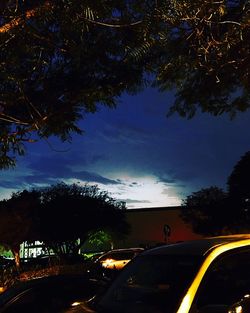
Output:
[
  {"xmin": 97, "ymin": 127, "xmax": 148, "ymax": 145},
  {"xmin": 156, "ymin": 176, "xmax": 177, "ymax": 185},
  {"xmin": 129, "ymin": 182, "xmax": 141, "ymax": 187},
  {"xmin": 76, "ymin": 171, "xmax": 120, "ymax": 185},
  {"xmin": 0, "ymin": 180, "xmax": 22, "ymax": 189},
  {"xmin": 0, "ymin": 154, "xmax": 122, "ymax": 199}
]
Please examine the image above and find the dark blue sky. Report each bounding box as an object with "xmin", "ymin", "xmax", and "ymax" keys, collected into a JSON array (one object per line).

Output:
[{"xmin": 1, "ymin": 88, "xmax": 250, "ymax": 208}]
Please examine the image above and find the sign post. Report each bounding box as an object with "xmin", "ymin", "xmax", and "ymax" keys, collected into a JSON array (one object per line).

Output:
[{"xmin": 163, "ymin": 224, "xmax": 171, "ymax": 244}]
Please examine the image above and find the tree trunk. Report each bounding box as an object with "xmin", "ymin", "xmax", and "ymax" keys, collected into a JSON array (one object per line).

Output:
[{"xmin": 12, "ymin": 248, "xmax": 20, "ymax": 269}]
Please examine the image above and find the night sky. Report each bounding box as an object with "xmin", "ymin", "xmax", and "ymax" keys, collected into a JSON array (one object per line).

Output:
[{"xmin": 1, "ymin": 88, "xmax": 250, "ymax": 208}]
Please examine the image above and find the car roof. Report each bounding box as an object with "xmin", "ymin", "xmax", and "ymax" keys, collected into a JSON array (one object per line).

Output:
[
  {"xmin": 142, "ymin": 234, "xmax": 250, "ymax": 257},
  {"xmin": 102, "ymin": 248, "xmax": 144, "ymax": 254},
  {"xmin": 96, "ymin": 248, "xmax": 144, "ymax": 259}
]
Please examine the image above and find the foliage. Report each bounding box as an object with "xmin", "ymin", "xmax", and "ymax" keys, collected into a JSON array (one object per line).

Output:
[
  {"xmin": 136, "ymin": 0, "xmax": 250, "ymax": 118},
  {"xmin": 181, "ymin": 186, "xmax": 230, "ymax": 236},
  {"xmin": 0, "ymin": 190, "xmax": 40, "ymax": 266},
  {"xmin": 0, "ymin": 245, "xmax": 13, "ymax": 258},
  {"xmin": 82, "ymin": 230, "xmax": 113, "ymax": 252},
  {"xmin": 227, "ymin": 151, "xmax": 250, "ymax": 203},
  {"xmin": 0, "ymin": 0, "xmax": 149, "ymax": 168},
  {"xmin": 0, "ymin": 1, "xmax": 249, "ymax": 168},
  {"xmin": 226, "ymin": 151, "xmax": 250, "ymax": 228},
  {"xmin": 182, "ymin": 151, "xmax": 250, "ymax": 236},
  {"xmin": 0, "ymin": 182, "xmax": 130, "ymax": 258},
  {"xmin": 36, "ymin": 183, "xmax": 129, "ymax": 255}
]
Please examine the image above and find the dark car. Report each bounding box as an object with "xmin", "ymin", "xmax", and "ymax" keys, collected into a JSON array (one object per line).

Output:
[
  {"xmin": 72, "ymin": 234, "xmax": 250, "ymax": 313},
  {"xmin": 0, "ymin": 275, "xmax": 100, "ymax": 313}
]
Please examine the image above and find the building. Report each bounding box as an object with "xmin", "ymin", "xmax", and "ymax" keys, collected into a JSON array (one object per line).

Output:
[
  {"xmin": 122, "ymin": 206, "xmax": 201, "ymax": 248},
  {"xmin": 20, "ymin": 241, "xmax": 45, "ymax": 258}
]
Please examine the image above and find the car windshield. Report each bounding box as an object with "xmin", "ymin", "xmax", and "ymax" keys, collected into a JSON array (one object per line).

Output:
[{"xmin": 97, "ymin": 254, "xmax": 203, "ymax": 313}]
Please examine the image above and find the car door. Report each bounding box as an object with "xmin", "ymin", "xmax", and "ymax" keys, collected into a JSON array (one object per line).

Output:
[{"xmin": 190, "ymin": 247, "xmax": 250, "ymax": 313}]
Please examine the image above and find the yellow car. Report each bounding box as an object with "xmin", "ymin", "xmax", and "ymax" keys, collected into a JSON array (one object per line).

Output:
[{"xmin": 91, "ymin": 235, "xmax": 250, "ymax": 313}]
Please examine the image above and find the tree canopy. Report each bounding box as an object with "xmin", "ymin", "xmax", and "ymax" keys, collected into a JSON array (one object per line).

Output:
[
  {"xmin": 0, "ymin": 190, "xmax": 40, "ymax": 265},
  {"xmin": 148, "ymin": 0, "xmax": 250, "ymax": 118},
  {"xmin": 227, "ymin": 151, "xmax": 250, "ymax": 203},
  {"xmin": 181, "ymin": 151, "xmax": 250, "ymax": 236},
  {"xmin": 0, "ymin": 0, "xmax": 149, "ymax": 168},
  {"xmin": 0, "ymin": 183, "xmax": 130, "ymax": 263},
  {"xmin": 0, "ymin": 0, "xmax": 249, "ymax": 168},
  {"xmin": 37, "ymin": 183, "xmax": 129, "ymax": 255},
  {"xmin": 181, "ymin": 186, "xmax": 229, "ymax": 236}
]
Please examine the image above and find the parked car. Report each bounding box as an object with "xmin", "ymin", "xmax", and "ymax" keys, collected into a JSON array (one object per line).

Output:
[
  {"xmin": 96, "ymin": 248, "xmax": 144, "ymax": 270},
  {"xmin": 0, "ymin": 274, "xmax": 100, "ymax": 313},
  {"xmin": 86, "ymin": 248, "xmax": 144, "ymax": 282},
  {"xmin": 73, "ymin": 234, "xmax": 250, "ymax": 313}
]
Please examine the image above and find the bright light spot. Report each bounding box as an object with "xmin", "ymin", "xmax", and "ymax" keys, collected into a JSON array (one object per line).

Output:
[
  {"xmin": 0, "ymin": 287, "xmax": 5, "ymax": 293},
  {"xmin": 66, "ymin": 174, "xmax": 181, "ymax": 208},
  {"xmin": 71, "ymin": 302, "xmax": 81, "ymax": 307},
  {"xmin": 235, "ymin": 305, "xmax": 243, "ymax": 313},
  {"xmin": 101, "ymin": 258, "xmax": 114, "ymax": 267},
  {"xmin": 101, "ymin": 175, "xmax": 181, "ymax": 208}
]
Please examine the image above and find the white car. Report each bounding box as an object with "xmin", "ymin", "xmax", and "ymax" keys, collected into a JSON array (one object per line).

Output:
[{"xmin": 96, "ymin": 248, "xmax": 144, "ymax": 270}]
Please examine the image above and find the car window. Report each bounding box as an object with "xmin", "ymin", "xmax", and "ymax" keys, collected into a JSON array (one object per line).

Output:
[
  {"xmin": 98, "ymin": 254, "xmax": 202, "ymax": 313},
  {"xmin": 191, "ymin": 248, "xmax": 250, "ymax": 313}
]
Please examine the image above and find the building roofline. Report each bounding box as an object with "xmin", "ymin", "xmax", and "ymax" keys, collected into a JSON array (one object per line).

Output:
[{"xmin": 126, "ymin": 206, "xmax": 181, "ymax": 213}]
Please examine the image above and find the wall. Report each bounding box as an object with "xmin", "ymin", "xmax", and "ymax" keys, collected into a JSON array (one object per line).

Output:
[{"xmin": 122, "ymin": 206, "xmax": 202, "ymax": 248}]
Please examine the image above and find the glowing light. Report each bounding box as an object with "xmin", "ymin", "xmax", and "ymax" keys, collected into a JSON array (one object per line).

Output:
[
  {"xmin": 71, "ymin": 302, "xmax": 81, "ymax": 307},
  {"xmin": 102, "ymin": 175, "xmax": 181, "ymax": 208},
  {"xmin": 101, "ymin": 258, "xmax": 114, "ymax": 267},
  {"xmin": 0, "ymin": 287, "xmax": 5, "ymax": 293},
  {"xmin": 235, "ymin": 305, "xmax": 243, "ymax": 313},
  {"xmin": 101, "ymin": 258, "xmax": 130, "ymax": 270}
]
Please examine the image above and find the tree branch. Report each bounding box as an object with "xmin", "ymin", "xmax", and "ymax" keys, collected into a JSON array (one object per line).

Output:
[
  {"xmin": 0, "ymin": 1, "xmax": 142, "ymax": 34},
  {"xmin": 0, "ymin": 113, "xmax": 29, "ymax": 125},
  {"xmin": 0, "ymin": 1, "xmax": 51, "ymax": 34},
  {"xmin": 82, "ymin": 17, "xmax": 143, "ymax": 28}
]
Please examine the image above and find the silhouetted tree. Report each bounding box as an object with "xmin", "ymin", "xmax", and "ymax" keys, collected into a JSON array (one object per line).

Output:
[
  {"xmin": 182, "ymin": 151, "xmax": 250, "ymax": 235},
  {"xmin": 35, "ymin": 183, "xmax": 130, "ymax": 256},
  {"xmin": 0, "ymin": 190, "xmax": 40, "ymax": 267},
  {"xmin": 227, "ymin": 151, "xmax": 250, "ymax": 224},
  {"xmin": 181, "ymin": 186, "xmax": 229, "ymax": 236},
  {"xmin": 1, "ymin": 1, "xmax": 249, "ymax": 168},
  {"xmin": 0, "ymin": 183, "xmax": 129, "ymax": 263}
]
